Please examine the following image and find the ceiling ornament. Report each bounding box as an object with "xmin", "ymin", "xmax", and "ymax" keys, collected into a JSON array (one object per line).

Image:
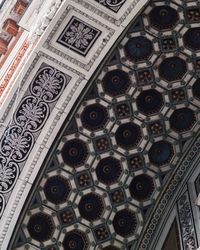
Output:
[{"xmin": 2, "ymin": 0, "xmax": 200, "ymax": 249}]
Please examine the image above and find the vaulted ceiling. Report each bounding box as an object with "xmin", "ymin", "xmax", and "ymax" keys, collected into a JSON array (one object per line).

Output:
[{"xmin": 1, "ymin": 0, "xmax": 200, "ymax": 249}]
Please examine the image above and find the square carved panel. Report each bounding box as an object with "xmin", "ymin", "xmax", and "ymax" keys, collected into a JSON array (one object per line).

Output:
[{"xmin": 57, "ymin": 16, "xmax": 101, "ymax": 56}]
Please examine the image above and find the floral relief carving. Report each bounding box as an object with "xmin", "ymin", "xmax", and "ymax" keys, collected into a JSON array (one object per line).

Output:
[
  {"xmin": 0, "ymin": 158, "xmax": 19, "ymax": 193},
  {"xmin": 185, "ymin": 236, "xmax": 196, "ymax": 250},
  {"xmin": 57, "ymin": 16, "xmax": 101, "ymax": 56},
  {"xmin": 30, "ymin": 67, "xmax": 66, "ymax": 102},
  {"xmin": 177, "ymin": 191, "xmax": 197, "ymax": 250},
  {"xmin": 1, "ymin": 127, "xmax": 34, "ymax": 162},
  {"xmin": 63, "ymin": 22, "xmax": 96, "ymax": 49},
  {"xmin": 0, "ymin": 65, "xmax": 69, "ymax": 216},
  {"xmin": 15, "ymin": 97, "xmax": 49, "ymax": 132}
]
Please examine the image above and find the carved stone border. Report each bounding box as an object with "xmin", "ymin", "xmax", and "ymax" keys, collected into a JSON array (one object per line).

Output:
[
  {"xmin": 43, "ymin": 5, "xmax": 115, "ymax": 71},
  {"xmin": 73, "ymin": 0, "xmax": 143, "ymax": 26}
]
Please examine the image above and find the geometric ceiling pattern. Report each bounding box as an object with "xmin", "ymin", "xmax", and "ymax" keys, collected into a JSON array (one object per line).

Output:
[{"xmin": 9, "ymin": 0, "xmax": 200, "ymax": 249}]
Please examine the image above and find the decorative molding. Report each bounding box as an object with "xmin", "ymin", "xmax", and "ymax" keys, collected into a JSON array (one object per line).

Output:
[
  {"xmin": 28, "ymin": 0, "xmax": 63, "ymax": 42},
  {"xmin": 73, "ymin": 0, "xmax": 142, "ymax": 26},
  {"xmin": 177, "ymin": 191, "xmax": 197, "ymax": 250},
  {"xmin": 0, "ymin": 39, "xmax": 29, "ymax": 103},
  {"xmin": 1, "ymin": 0, "xmax": 198, "ymax": 249},
  {"xmin": 0, "ymin": 63, "xmax": 70, "ymax": 212},
  {"xmin": 44, "ymin": 5, "xmax": 115, "ymax": 71}
]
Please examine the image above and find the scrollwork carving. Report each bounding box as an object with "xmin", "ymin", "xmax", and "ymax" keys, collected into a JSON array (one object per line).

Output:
[
  {"xmin": 1, "ymin": 126, "xmax": 34, "ymax": 162},
  {"xmin": 15, "ymin": 97, "xmax": 49, "ymax": 132},
  {"xmin": 178, "ymin": 191, "xmax": 197, "ymax": 250},
  {"xmin": 0, "ymin": 65, "xmax": 68, "ymax": 211},
  {"xmin": 0, "ymin": 157, "xmax": 19, "ymax": 193},
  {"xmin": 30, "ymin": 67, "xmax": 66, "ymax": 102}
]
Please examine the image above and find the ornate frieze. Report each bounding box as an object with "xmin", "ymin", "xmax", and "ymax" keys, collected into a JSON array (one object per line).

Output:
[
  {"xmin": 7, "ymin": 0, "xmax": 200, "ymax": 247},
  {"xmin": 3, "ymin": 0, "xmax": 198, "ymax": 249},
  {"xmin": 0, "ymin": 64, "xmax": 70, "ymax": 214},
  {"xmin": 177, "ymin": 191, "xmax": 197, "ymax": 250}
]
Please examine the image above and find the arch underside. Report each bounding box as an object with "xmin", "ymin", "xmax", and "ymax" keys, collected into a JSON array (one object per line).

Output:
[{"xmin": 1, "ymin": 0, "xmax": 200, "ymax": 249}]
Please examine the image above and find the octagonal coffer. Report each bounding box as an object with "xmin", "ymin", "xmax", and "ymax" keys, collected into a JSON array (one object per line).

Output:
[
  {"xmin": 39, "ymin": 169, "xmax": 76, "ymax": 210},
  {"xmin": 148, "ymin": 140, "xmax": 174, "ymax": 166},
  {"xmin": 115, "ymin": 122, "xmax": 142, "ymax": 149},
  {"xmin": 129, "ymin": 174, "xmax": 155, "ymax": 202},
  {"xmin": 43, "ymin": 175, "xmax": 71, "ymax": 205},
  {"xmin": 27, "ymin": 212, "xmax": 55, "ymax": 242},
  {"xmin": 62, "ymin": 229, "xmax": 89, "ymax": 250},
  {"xmin": 76, "ymin": 99, "xmax": 115, "ymax": 138},
  {"xmin": 102, "ymin": 69, "xmax": 131, "ymax": 97},
  {"xmin": 169, "ymin": 107, "xmax": 196, "ymax": 133},
  {"xmin": 113, "ymin": 209, "xmax": 137, "ymax": 237},
  {"xmin": 125, "ymin": 169, "xmax": 161, "ymax": 207},
  {"xmin": 78, "ymin": 193, "xmax": 105, "ymax": 222},
  {"xmin": 158, "ymin": 56, "xmax": 187, "ymax": 82},
  {"xmin": 136, "ymin": 89, "xmax": 164, "ymax": 116},
  {"xmin": 81, "ymin": 103, "xmax": 108, "ymax": 131},
  {"xmin": 124, "ymin": 36, "xmax": 153, "ymax": 63},
  {"xmin": 149, "ymin": 5, "xmax": 179, "ymax": 31},
  {"xmin": 61, "ymin": 138, "xmax": 88, "ymax": 168},
  {"xmin": 95, "ymin": 156, "xmax": 122, "ymax": 185},
  {"xmin": 183, "ymin": 27, "xmax": 200, "ymax": 51}
]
